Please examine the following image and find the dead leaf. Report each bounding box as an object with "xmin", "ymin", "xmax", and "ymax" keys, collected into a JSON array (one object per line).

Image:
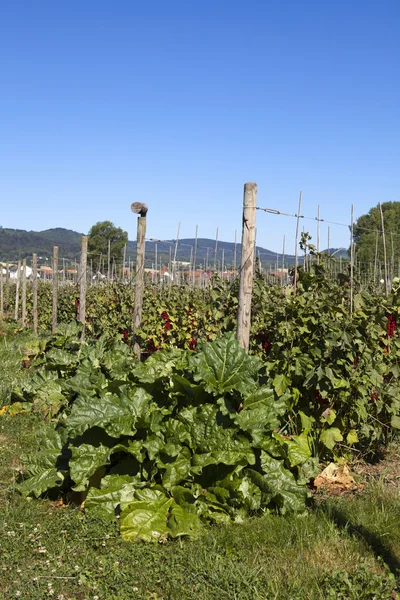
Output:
[{"xmin": 314, "ymin": 462, "xmax": 357, "ymax": 494}]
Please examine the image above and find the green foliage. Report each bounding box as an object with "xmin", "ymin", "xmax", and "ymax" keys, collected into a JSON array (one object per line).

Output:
[
  {"xmin": 250, "ymin": 266, "xmax": 400, "ymax": 455},
  {"xmin": 88, "ymin": 221, "xmax": 128, "ymax": 266},
  {"xmin": 16, "ymin": 333, "xmax": 312, "ymax": 541},
  {"xmin": 354, "ymin": 201, "xmax": 400, "ymax": 267}
]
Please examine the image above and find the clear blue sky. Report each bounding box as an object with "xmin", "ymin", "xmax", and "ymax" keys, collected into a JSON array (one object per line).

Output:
[{"xmin": 1, "ymin": 0, "xmax": 399, "ymax": 254}]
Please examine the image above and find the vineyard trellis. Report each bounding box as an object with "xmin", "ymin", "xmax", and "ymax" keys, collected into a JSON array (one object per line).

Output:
[{"xmin": 1, "ymin": 183, "xmax": 399, "ymax": 354}]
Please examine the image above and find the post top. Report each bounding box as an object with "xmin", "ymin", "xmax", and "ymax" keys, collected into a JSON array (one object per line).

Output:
[{"xmin": 131, "ymin": 202, "xmax": 148, "ymax": 217}]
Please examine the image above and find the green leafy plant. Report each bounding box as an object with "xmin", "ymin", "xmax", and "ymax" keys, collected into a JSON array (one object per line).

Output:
[{"xmin": 16, "ymin": 333, "xmax": 314, "ymax": 542}]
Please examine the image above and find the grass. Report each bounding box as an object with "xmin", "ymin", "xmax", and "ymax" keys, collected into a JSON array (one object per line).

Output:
[{"xmin": 0, "ymin": 327, "xmax": 399, "ymax": 599}]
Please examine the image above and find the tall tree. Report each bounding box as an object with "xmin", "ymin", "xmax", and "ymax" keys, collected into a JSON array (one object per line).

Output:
[
  {"xmin": 88, "ymin": 221, "xmax": 128, "ymax": 266},
  {"xmin": 353, "ymin": 202, "xmax": 400, "ymax": 272}
]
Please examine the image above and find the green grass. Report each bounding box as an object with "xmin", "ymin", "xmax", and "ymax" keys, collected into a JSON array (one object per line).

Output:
[{"xmin": 0, "ymin": 328, "xmax": 399, "ymax": 599}]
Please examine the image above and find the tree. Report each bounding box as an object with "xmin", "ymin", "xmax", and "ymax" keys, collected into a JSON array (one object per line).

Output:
[
  {"xmin": 353, "ymin": 202, "xmax": 400, "ymax": 273},
  {"xmin": 88, "ymin": 221, "xmax": 128, "ymax": 268}
]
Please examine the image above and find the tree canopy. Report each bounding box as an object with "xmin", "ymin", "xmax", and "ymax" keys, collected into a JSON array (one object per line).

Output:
[
  {"xmin": 88, "ymin": 221, "xmax": 128, "ymax": 261},
  {"xmin": 354, "ymin": 202, "xmax": 400, "ymax": 269}
]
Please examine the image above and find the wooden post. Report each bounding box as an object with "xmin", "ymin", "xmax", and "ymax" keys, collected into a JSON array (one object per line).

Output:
[
  {"xmin": 108, "ymin": 239, "xmax": 111, "ymax": 281},
  {"xmin": 14, "ymin": 260, "xmax": 21, "ymax": 321},
  {"xmin": 391, "ymin": 232, "xmax": 395, "ymax": 281},
  {"xmin": 282, "ymin": 235, "xmax": 286, "ymax": 287},
  {"xmin": 32, "ymin": 254, "xmax": 38, "ymax": 334},
  {"xmin": 233, "ymin": 229, "xmax": 237, "ymax": 273},
  {"xmin": 317, "ymin": 205, "xmax": 321, "ymax": 264},
  {"xmin": 131, "ymin": 202, "xmax": 148, "ymax": 359},
  {"xmin": 123, "ymin": 244, "xmax": 127, "ymax": 280},
  {"xmin": 172, "ymin": 222, "xmax": 180, "ymax": 281},
  {"xmin": 192, "ymin": 225, "xmax": 198, "ymax": 287},
  {"xmin": 80, "ymin": 236, "xmax": 88, "ymax": 338},
  {"xmin": 213, "ymin": 228, "xmax": 219, "ymax": 271},
  {"xmin": 21, "ymin": 259, "xmax": 27, "ymax": 327},
  {"xmin": 350, "ymin": 205, "xmax": 354, "ymax": 314},
  {"xmin": 5, "ymin": 263, "xmax": 9, "ymax": 318},
  {"xmin": 0, "ymin": 266, "xmax": 3, "ymax": 319},
  {"xmin": 294, "ymin": 192, "xmax": 302, "ymax": 295},
  {"xmin": 379, "ymin": 202, "xmax": 389, "ymax": 297},
  {"xmin": 237, "ymin": 182, "xmax": 257, "ymax": 351},
  {"xmin": 52, "ymin": 246, "xmax": 59, "ymax": 333}
]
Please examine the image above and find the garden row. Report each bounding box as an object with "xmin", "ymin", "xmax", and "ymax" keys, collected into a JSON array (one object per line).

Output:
[{"xmin": 2, "ymin": 265, "xmax": 398, "ymax": 543}]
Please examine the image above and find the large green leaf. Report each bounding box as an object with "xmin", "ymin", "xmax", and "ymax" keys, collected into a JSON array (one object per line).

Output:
[
  {"xmin": 17, "ymin": 468, "xmax": 65, "ymax": 498},
  {"xmin": 84, "ymin": 475, "xmax": 138, "ymax": 519},
  {"xmin": 69, "ymin": 444, "xmax": 111, "ymax": 491},
  {"xmin": 235, "ymin": 386, "xmax": 287, "ymax": 439},
  {"xmin": 17, "ymin": 429, "xmax": 67, "ymax": 497},
  {"xmin": 189, "ymin": 333, "xmax": 262, "ymax": 395},
  {"xmin": 167, "ymin": 503, "xmax": 203, "ymax": 538},
  {"xmin": 120, "ymin": 497, "xmax": 173, "ymax": 542},
  {"xmin": 254, "ymin": 451, "xmax": 308, "ymax": 513},
  {"xmin": 132, "ymin": 348, "xmax": 186, "ymax": 383},
  {"xmin": 66, "ymin": 386, "xmax": 152, "ymax": 438},
  {"xmin": 160, "ymin": 447, "xmax": 192, "ymax": 489}
]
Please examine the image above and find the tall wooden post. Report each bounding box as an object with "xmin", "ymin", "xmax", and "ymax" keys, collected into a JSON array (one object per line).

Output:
[
  {"xmin": 350, "ymin": 205, "xmax": 355, "ymax": 314},
  {"xmin": 237, "ymin": 182, "xmax": 257, "ymax": 351},
  {"xmin": 52, "ymin": 246, "xmax": 59, "ymax": 333},
  {"xmin": 5, "ymin": 263, "xmax": 9, "ymax": 318},
  {"xmin": 33, "ymin": 254, "xmax": 38, "ymax": 334},
  {"xmin": 294, "ymin": 192, "xmax": 303, "ymax": 295},
  {"xmin": 0, "ymin": 267, "xmax": 3, "ymax": 319},
  {"xmin": 131, "ymin": 202, "xmax": 148, "ymax": 359},
  {"xmin": 213, "ymin": 228, "xmax": 219, "ymax": 271},
  {"xmin": 379, "ymin": 202, "xmax": 388, "ymax": 297},
  {"xmin": 22, "ymin": 259, "xmax": 27, "ymax": 327},
  {"xmin": 172, "ymin": 222, "xmax": 180, "ymax": 281},
  {"xmin": 233, "ymin": 229, "xmax": 237, "ymax": 273},
  {"xmin": 192, "ymin": 225, "xmax": 198, "ymax": 287},
  {"xmin": 108, "ymin": 239, "xmax": 111, "ymax": 281},
  {"xmin": 123, "ymin": 244, "xmax": 127, "ymax": 280},
  {"xmin": 14, "ymin": 260, "xmax": 21, "ymax": 321},
  {"xmin": 80, "ymin": 236, "xmax": 88, "ymax": 338}
]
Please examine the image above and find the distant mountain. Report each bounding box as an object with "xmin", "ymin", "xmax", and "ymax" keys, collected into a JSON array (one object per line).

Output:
[
  {"xmin": 0, "ymin": 227, "xmax": 83, "ymax": 262},
  {"xmin": 126, "ymin": 238, "xmax": 297, "ymax": 269},
  {"xmin": 2, "ymin": 227, "xmax": 336, "ymax": 268}
]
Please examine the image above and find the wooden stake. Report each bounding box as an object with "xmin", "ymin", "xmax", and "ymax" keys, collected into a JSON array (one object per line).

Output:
[
  {"xmin": 32, "ymin": 254, "xmax": 38, "ymax": 334},
  {"xmin": 282, "ymin": 235, "xmax": 286, "ymax": 287},
  {"xmin": 0, "ymin": 266, "xmax": 3, "ymax": 319},
  {"xmin": 172, "ymin": 222, "xmax": 180, "ymax": 280},
  {"xmin": 22, "ymin": 259, "xmax": 27, "ymax": 327},
  {"xmin": 192, "ymin": 225, "xmax": 198, "ymax": 287},
  {"xmin": 5, "ymin": 263, "xmax": 9, "ymax": 318},
  {"xmin": 131, "ymin": 202, "xmax": 148, "ymax": 359},
  {"xmin": 350, "ymin": 205, "xmax": 354, "ymax": 314},
  {"xmin": 373, "ymin": 230, "xmax": 378, "ymax": 285},
  {"xmin": 214, "ymin": 228, "xmax": 219, "ymax": 271},
  {"xmin": 108, "ymin": 239, "xmax": 111, "ymax": 281},
  {"xmin": 379, "ymin": 202, "xmax": 389, "ymax": 296},
  {"xmin": 237, "ymin": 182, "xmax": 257, "ymax": 351},
  {"xmin": 294, "ymin": 192, "xmax": 302, "ymax": 295},
  {"xmin": 233, "ymin": 229, "xmax": 237, "ymax": 273},
  {"xmin": 52, "ymin": 246, "xmax": 59, "ymax": 333},
  {"xmin": 14, "ymin": 260, "xmax": 21, "ymax": 321},
  {"xmin": 317, "ymin": 204, "xmax": 321, "ymax": 261},
  {"xmin": 80, "ymin": 236, "xmax": 88, "ymax": 338}
]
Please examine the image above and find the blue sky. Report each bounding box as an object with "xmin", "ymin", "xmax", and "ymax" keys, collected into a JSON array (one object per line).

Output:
[{"xmin": 1, "ymin": 0, "xmax": 399, "ymax": 254}]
